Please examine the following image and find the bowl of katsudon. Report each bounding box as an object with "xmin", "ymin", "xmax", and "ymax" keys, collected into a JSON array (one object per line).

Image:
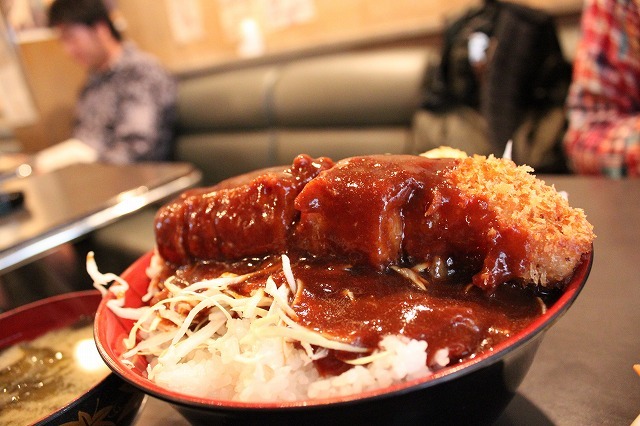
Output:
[{"xmin": 91, "ymin": 151, "xmax": 594, "ymax": 425}]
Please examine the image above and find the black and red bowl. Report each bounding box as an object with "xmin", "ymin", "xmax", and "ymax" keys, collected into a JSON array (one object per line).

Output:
[
  {"xmin": 0, "ymin": 290, "xmax": 145, "ymax": 426},
  {"xmin": 95, "ymin": 251, "xmax": 593, "ymax": 426}
]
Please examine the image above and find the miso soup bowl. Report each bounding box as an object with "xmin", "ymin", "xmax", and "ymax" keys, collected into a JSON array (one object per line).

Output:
[
  {"xmin": 95, "ymin": 250, "xmax": 593, "ymax": 426},
  {"xmin": 0, "ymin": 290, "xmax": 145, "ymax": 426}
]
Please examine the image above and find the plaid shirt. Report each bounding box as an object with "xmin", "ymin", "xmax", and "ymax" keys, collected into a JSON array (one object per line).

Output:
[
  {"xmin": 74, "ymin": 44, "xmax": 177, "ymax": 164},
  {"xmin": 564, "ymin": 0, "xmax": 640, "ymax": 176}
]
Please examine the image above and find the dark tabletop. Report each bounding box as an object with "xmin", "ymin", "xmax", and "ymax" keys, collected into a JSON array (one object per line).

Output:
[
  {"xmin": 0, "ymin": 162, "xmax": 200, "ymax": 273},
  {"xmin": 495, "ymin": 175, "xmax": 640, "ymax": 425}
]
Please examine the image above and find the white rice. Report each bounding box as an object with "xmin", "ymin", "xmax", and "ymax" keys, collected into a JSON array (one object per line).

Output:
[{"xmin": 150, "ymin": 329, "xmax": 435, "ymax": 402}]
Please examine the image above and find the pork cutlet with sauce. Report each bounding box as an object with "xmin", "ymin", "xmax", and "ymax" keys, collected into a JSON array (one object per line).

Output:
[{"xmin": 149, "ymin": 154, "xmax": 594, "ymax": 368}]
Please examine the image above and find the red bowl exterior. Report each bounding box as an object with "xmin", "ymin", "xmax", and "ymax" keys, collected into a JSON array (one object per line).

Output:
[
  {"xmin": 95, "ymin": 251, "xmax": 593, "ymax": 425},
  {"xmin": 0, "ymin": 291, "xmax": 145, "ymax": 426}
]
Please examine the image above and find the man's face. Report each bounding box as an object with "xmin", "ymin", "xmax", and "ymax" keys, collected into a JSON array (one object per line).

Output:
[{"xmin": 57, "ymin": 23, "xmax": 110, "ymax": 71}]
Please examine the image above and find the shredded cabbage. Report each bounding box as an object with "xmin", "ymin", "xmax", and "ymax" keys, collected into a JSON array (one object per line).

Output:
[{"xmin": 89, "ymin": 253, "xmax": 375, "ymax": 368}]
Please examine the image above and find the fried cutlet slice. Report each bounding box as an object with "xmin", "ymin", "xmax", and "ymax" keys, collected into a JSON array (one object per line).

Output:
[
  {"xmin": 445, "ymin": 155, "xmax": 594, "ymax": 288},
  {"xmin": 154, "ymin": 154, "xmax": 334, "ymax": 265}
]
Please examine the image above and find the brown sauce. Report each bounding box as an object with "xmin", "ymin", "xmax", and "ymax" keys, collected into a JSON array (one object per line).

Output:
[
  {"xmin": 162, "ymin": 254, "xmax": 552, "ymax": 377},
  {"xmin": 294, "ymin": 261, "xmax": 547, "ymax": 374}
]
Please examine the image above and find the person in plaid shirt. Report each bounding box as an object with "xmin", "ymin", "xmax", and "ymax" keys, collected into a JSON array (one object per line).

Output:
[{"xmin": 564, "ymin": 0, "xmax": 640, "ymax": 177}]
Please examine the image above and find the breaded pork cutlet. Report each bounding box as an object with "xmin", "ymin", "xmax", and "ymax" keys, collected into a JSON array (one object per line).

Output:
[
  {"xmin": 445, "ymin": 155, "xmax": 594, "ymax": 289},
  {"xmin": 154, "ymin": 154, "xmax": 594, "ymax": 291}
]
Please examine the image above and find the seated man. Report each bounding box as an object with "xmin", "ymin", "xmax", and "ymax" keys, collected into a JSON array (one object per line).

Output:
[
  {"xmin": 41, "ymin": 0, "xmax": 177, "ymax": 170},
  {"xmin": 0, "ymin": 0, "xmax": 178, "ymax": 310}
]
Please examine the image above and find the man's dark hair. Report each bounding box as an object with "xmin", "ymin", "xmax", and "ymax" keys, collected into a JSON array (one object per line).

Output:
[{"xmin": 48, "ymin": 0, "xmax": 122, "ymax": 41}]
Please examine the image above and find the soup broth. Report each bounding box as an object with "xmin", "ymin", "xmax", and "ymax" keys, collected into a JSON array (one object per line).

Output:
[{"xmin": 0, "ymin": 318, "xmax": 111, "ymax": 425}]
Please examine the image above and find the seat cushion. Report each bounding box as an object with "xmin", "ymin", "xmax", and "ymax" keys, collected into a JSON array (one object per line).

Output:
[{"xmin": 177, "ymin": 65, "xmax": 279, "ymax": 131}]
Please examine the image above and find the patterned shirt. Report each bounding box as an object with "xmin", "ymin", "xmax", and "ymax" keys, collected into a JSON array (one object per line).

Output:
[
  {"xmin": 564, "ymin": 0, "xmax": 640, "ymax": 177},
  {"xmin": 74, "ymin": 43, "xmax": 177, "ymax": 164}
]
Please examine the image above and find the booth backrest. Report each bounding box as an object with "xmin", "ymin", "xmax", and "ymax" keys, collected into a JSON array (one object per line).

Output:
[{"xmin": 173, "ymin": 48, "xmax": 434, "ymax": 185}]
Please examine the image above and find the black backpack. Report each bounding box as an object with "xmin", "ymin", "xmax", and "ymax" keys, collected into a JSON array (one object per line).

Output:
[{"xmin": 422, "ymin": 0, "xmax": 572, "ymax": 172}]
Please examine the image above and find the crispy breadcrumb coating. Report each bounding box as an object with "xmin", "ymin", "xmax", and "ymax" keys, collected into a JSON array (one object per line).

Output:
[{"xmin": 448, "ymin": 155, "xmax": 595, "ymax": 287}]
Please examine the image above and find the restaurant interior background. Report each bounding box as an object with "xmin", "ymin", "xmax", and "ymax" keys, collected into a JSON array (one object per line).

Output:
[
  {"xmin": 1, "ymin": 0, "xmax": 583, "ymax": 156},
  {"xmin": 4, "ymin": 4, "xmax": 640, "ymax": 424}
]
